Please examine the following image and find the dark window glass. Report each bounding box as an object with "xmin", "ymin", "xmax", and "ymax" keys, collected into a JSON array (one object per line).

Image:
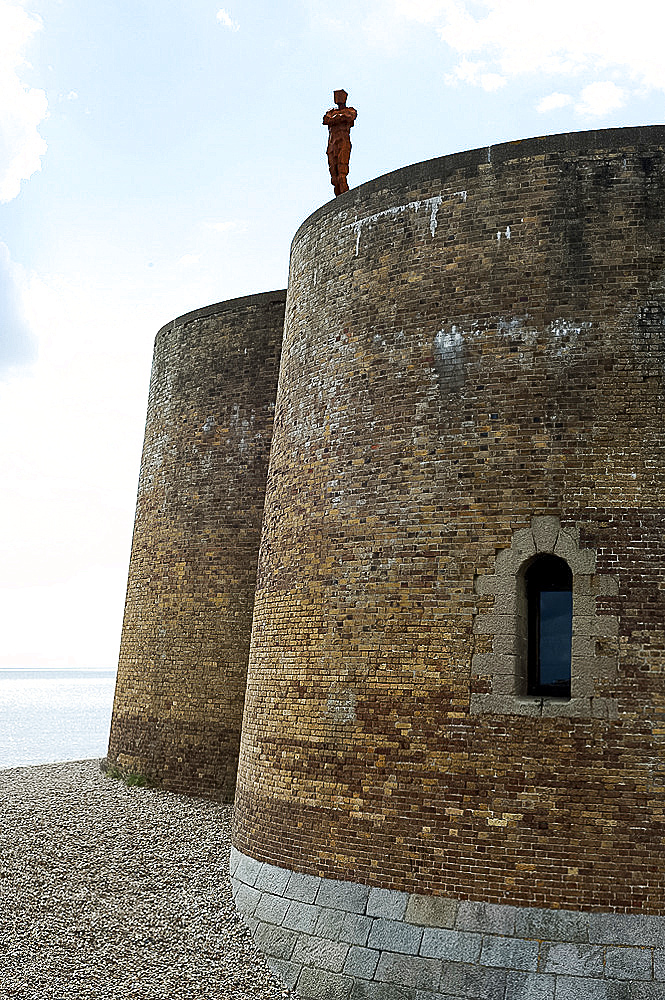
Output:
[{"xmin": 526, "ymin": 555, "xmax": 572, "ymax": 697}]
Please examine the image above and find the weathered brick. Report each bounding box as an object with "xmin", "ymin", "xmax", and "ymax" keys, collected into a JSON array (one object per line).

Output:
[
  {"xmin": 419, "ymin": 928, "xmax": 482, "ymax": 963},
  {"xmin": 439, "ymin": 960, "xmax": 507, "ymax": 999},
  {"xmin": 234, "ymin": 133, "xmax": 665, "ymax": 929},
  {"xmin": 455, "ymin": 901, "xmax": 516, "ymax": 935},
  {"xmin": 374, "ymin": 952, "xmax": 441, "ymax": 990},
  {"xmin": 604, "ymin": 946, "xmax": 653, "ymax": 981},
  {"xmin": 367, "ymin": 887, "xmax": 409, "ymax": 921},
  {"xmin": 505, "ymin": 970, "xmax": 556, "ymax": 1000},
  {"xmin": 368, "ymin": 918, "xmax": 423, "ymax": 955},
  {"xmin": 540, "ymin": 942, "xmax": 605, "ymax": 977},
  {"xmin": 293, "ymin": 934, "xmax": 350, "ymax": 972},
  {"xmin": 297, "ymin": 966, "xmax": 354, "ymax": 1000},
  {"xmin": 405, "ymin": 895, "xmax": 458, "ymax": 929},
  {"xmin": 343, "ymin": 945, "xmax": 380, "ymax": 979},
  {"xmin": 254, "ymin": 891, "xmax": 290, "ymax": 925},
  {"xmin": 316, "ymin": 879, "xmax": 370, "ymax": 915},
  {"xmin": 515, "ymin": 908, "xmax": 588, "ymax": 943},
  {"xmin": 480, "ymin": 935, "xmax": 539, "ymax": 971},
  {"xmin": 283, "ymin": 900, "xmax": 321, "ymax": 934}
]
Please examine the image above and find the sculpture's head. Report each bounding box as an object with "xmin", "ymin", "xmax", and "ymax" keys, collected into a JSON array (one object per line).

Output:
[{"xmin": 334, "ymin": 89, "xmax": 348, "ymax": 108}]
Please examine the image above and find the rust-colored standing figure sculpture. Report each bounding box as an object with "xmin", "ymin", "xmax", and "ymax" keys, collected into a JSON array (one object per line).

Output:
[{"xmin": 323, "ymin": 89, "xmax": 357, "ymax": 196}]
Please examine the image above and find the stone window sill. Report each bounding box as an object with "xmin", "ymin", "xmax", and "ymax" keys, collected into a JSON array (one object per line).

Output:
[{"xmin": 470, "ymin": 693, "xmax": 618, "ymax": 719}]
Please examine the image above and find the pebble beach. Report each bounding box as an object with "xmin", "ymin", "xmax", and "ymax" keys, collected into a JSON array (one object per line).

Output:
[{"xmin": 0, "ymin": 759, "xmax": 295, "ymax": 1000}]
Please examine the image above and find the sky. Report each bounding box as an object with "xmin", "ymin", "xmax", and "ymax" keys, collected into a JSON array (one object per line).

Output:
[{"xmin": 1, "ymin": 0, "xmax": 665, "ymax": 670}]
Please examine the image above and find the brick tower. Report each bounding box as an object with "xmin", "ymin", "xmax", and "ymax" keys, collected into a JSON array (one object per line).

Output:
[
  {"xmin": 106, "ymin": 291, "xmax": 285, "ymax": 799},
  {"xmin": 231, "ymin": 128, "xmax": 665, "ymax": 997}
]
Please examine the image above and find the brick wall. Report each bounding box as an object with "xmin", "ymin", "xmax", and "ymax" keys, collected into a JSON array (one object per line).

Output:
[
  {"xmin": 233, "ymin": 127, "xmax": 665, "ymax": 911},
  {"xmin": 106, "ymin": 291, "xmax": 285, "ymax": 799}
]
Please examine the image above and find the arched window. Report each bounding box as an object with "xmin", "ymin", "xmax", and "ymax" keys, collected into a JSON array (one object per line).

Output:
[
  {"xmin": 525, "ymin": 555, "xmax": 572, "ymax": 698},
  {"xmin": 472, "ymin": 518, "xmax": 619, "ymax": 717}
]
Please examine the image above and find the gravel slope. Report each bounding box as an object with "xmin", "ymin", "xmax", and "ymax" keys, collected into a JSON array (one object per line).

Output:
[{"xmin": 0, "ymin": 760, "xmax": 294, "ymax": 1000}]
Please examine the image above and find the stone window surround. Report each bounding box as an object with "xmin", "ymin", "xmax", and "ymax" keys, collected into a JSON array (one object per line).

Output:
[{"xmin": 471, "ymin": 516, "xmax": 619, "ymax": 719}]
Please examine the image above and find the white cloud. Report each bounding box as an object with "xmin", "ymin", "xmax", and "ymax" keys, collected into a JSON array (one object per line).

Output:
[
  {"xmin": 0, "ymin": 569, "xmax": 127, "ymax": 669},
  {"xmin": 576, "ymin": 81, "xmax": 625, "ymax": 118},
  {"xmin": 478, "ymin": 72, "xmax": 505, "ymax": 93},
  {"xmin": 449, "ymin": 58, "xmax": 506, "ymax": 91},
  {"xmin": 392, "ymin": 0, "xmax": 665, "ymax": 97},
  {"xmin": 0, "ymin": 241, "xmax": 37, "ymax": 371},
  {"xmin": 216, "ymin": 8, "xmax": 239, "ymax": 31},
  {"xmin": 205, "ymin": 219, "xmax": 245, "ymax": 233},
  {"xmin": 537, "ymin": 92, "xmax": 573, "ymax": 114},
  {"xmin": 178, "ymin": 253, "xmax": 201, "ymax": 267},
  {"xmin": 0, "ymin": 266, "xmax": 155, "ymax": 668},
  {"xmin": 0, "ymin": 0, "xmax": 48, "ymax": 203},
  {"xmin": 300, "ymin": 0, "xmax": 346, "ymax": 34},
  {"xmin": 394, "ymin": 0, "xmax": 449, "ymax": 22},
  {"xmin": 66, "ymin": 90, "xmax": 78, "ymax": 101}
]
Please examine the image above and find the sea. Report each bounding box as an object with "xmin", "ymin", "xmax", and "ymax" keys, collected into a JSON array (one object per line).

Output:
[{"xmin": 0, "ymin": 669, "xmax": 117, "ymax": 770}]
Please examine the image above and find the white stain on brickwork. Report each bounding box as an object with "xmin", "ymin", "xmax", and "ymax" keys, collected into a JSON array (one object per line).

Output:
[
  {"xmin": 433, "ymin": 325, "xmax": 468, "ymax": 390},
  {"xmin": 549, "ymin": 318, "xmax": 590, "ymax": 357},
  {"xmin": 497, "ymin": 316, "xmax": 535, "ymax": 348},
  {"xmin": 428, "ymin": 196, "xmax": 443, "ymax": 237},
  {"xmin": 433, "ymin": 317, "xmax": 591, "ymax": 376},
  {"xmin": 435, "ymin": 325, "xmax": 464, "ymax": 359},
  {"xmin": 326, "ymin": 689, "xmax": 357, "ymax": 723},
  {"xmin": 496, "ymin": 226, "xmax": 511, "ymax": 241},
  {"xmin": 346, "ymin": 191, "xmax": 467, "ymax": 255},
  {"xmin": 141, "ymin": 431, "xmax": 171, "ymax": 479}
]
